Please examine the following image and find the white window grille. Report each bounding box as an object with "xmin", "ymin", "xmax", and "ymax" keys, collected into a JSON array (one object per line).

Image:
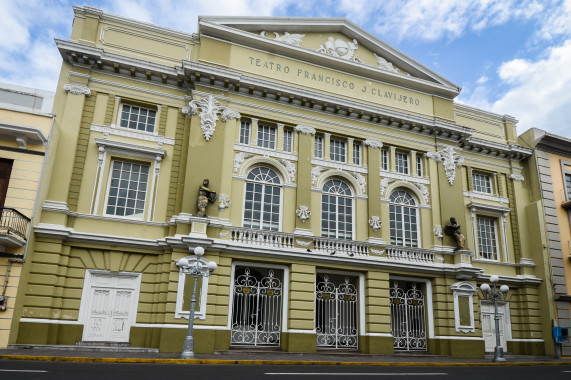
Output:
[
  {"xmin": 395, "ymin": 152, "xmax": 409, "ymax": 174},
  {"xmin": 321, "ymin": 179, "xmax": 353, "ymax": 239},
  {"xmin": 119, "ymin": 104, "xmax": 156, "ymax": 133},
  {"xmin": 416, "ymin": 155, "xmax": 423, "ymax": 176},
  {"xmin": 105, "ymin": 160, "xmax": 149, "ymax": 218},
  {"xmin": 330, "ymin": 139, "xmax": 346, "ymax": 162},
  {"xmin": 257, "ymin": 124, "xmax": 276, "ymax": 149},
  {"xmin": 381, "ymin": 149, "xmax": 389, "ymax": 171},
  {"xmin": 239, "ymin": 120, "xmax": 251, "ymax": 145},
  {"xmin": 314, "ymin": 135, "xmax": 324, "ymax": 158},
  {"xmin": 353, "ymin": 143, "xmax": 361, "ymax": 165},
  {"xmin": 243, "ymin": 166, "xmax": 281, "ymax": 231},
  {"xmin": 565, "ymin": 173, "xmax": 571, "ymax": 199},
  {"xmin": 477, "ymin": 216, "xmax": 498, "ymax": 260},
  {"xmin": 283, "ymin": 129, "xmax": 293, "ymax": 152},
  {"xmin": 473, "ymin": 173, "xmax": 492, "ymax": 194},
  {"xmin": 389, "ymin": 190, "xmax": 419, "ymax": 247}
]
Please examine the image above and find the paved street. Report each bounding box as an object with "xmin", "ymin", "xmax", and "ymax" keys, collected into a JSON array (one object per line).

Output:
[{"xmin": 1, "ymin": 361, "xmax": 571, "ymax": 380}]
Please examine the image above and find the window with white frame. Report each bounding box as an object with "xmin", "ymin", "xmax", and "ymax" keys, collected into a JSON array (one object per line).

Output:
[
  {"xmin": 353, "ymin": 143, "xmax": 361, "ymax": 165},
  {"xmin": 239, "ymin": 120, "xmax": 251, "ymax": 145},
  {"xmin": 416, "ymin": 155, "xmax": 423, "ymax": 176},
  {"xmin": 451, "ymin": 282, "xmax": 476, "ymax": 333},
  {"xmin": 314, "ymin": 135, "xmax": 324, "ymax": 158},
  {"xmin": 381, "ymin": 149, "xmax": 389, "ymax": 171},
  {"xmin": 330, "ymin": 139, "xmax": 346, "ymax": 162},
  {"xmin": 473, "ymin": 172, "xmax": 492, "ymax": 194},
  {"xmin": 175, "ymin": 258, "xmax": 210, "ymax": 320},
  {"xmin": 321, "ymin": 179, "xmax": 353, "ymax": 239},
  {"xmin": 565, "ymin": 173, "xmax": 571, "ymax": 199},
  {"xmin": 119, "ymin": 104, "xmax": 157, "ymax": 133},
  {"xmin": 395, "ymin": 152, "xmax": 409, "ymax": 174},
  {"xmin": 105, "ymin": 160, "xmax": 149, "ymax": 218},
  {"xmin": 389, "ymin": 189, "xmax": 419, "ymax": 247},
  {"xmin": 477, "ymin": 216, "xmax": 498, "ymax": 260},
  {"xmin": 243, "ymin": 166, "xmax": 282, "ymax": 231},
  {"xmin": 257, "ymin": 124, "xmax": 276, "ymax": 149},
  {"xmin": 283, "ymin": 129, "xmax": 293, "ymax": 152}
]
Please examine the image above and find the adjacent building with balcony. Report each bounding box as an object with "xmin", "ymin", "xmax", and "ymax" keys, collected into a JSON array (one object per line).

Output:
[
  {"xmin": 0, "ymin": 82, "xmax": 53, "ymax": 347},
  {"xmin": 8, "ymin": 6, "xmax": 552, "ymax": 357}
]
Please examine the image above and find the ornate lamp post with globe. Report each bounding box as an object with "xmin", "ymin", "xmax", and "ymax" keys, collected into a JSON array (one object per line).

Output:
[
  {"xmin": 480, "ymin": 275, "xmax": 509, "ymax": 362},
  {"xmin": 176, "ymin": 246, "xmax": 217, "ymax": 359}
]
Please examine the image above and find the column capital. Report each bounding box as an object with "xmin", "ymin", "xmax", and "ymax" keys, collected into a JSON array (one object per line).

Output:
[
  {"xmin": 295, "ymin": 125, "xmax": 316, "ymax": 135},
  {"xmin": 364, "ymin": 139, "xmax": 383, "ymax": 149},
  {"xmin": 63, "ymin": 83, "xmax": 91, "ymax": 96}
]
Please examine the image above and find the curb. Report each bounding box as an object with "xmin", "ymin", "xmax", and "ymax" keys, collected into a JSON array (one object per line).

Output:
[{"xmin": 1, "ymin": 355, "xmax": 570, "ymax": 366}]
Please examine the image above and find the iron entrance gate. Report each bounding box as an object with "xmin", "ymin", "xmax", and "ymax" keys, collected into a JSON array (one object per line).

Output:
[
  {"xmin": 389, "ymin": 281, "xmax": 427, "ymax": 351},
  {"xmin": 230, "ymin": 267, "xmax": 282, "ymax": 347},
  {"xmin": 315, "ymin": 274, "xmax": 358, "ymax": 349}
]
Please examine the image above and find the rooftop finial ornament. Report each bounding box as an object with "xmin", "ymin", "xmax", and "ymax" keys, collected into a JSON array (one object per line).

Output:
[
  {"xmin": 196, "ymin": 179, "xmax": 217, "ymax": 218},
  {"xmin": 444, "ymin": 217, "xmax": 465, "ymax": 250}
]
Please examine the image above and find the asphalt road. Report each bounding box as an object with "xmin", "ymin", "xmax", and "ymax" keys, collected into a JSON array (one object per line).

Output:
[{"xmin": 1, "ymin": 360, "xmax": 571, "ymax": 380}]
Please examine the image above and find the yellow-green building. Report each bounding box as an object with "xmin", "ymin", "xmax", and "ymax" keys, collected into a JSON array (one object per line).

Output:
[
  {"xmin": 8, "ymin": 6, "xmax": 552, "ymax": 357},
  {"xmin": 520, "ymin": 128, "xmax": 571, "ymax": 357},
  {"xmin": 0, "ymin": 82, "xmax": 54, "ymax": 347}
]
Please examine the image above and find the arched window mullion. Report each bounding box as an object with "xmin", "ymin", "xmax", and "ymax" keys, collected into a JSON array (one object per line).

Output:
[
  {"xmin": 389, "ymin": 189, "xmax": 419, "ymax": 248},
  {"xmin": 321, "ymin": 178, "xmax": 353, "ymax": 240},
  {"xmin": 243, "ymin": 166, "xmax": 282, "ymax": 231}
]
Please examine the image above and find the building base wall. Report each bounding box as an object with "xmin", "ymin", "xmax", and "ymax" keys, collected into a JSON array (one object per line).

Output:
[
  {"xmin": 16, "ymin": 322, "xmax": 83, "ymax": 345},
  {"xmin": 359, "ymin": 335, "xmax": 394, "ymax": 354},
  {"xmin": 428, "ymin": 338, "xmax": 485, "ymax": 358},
  {"xmin": 282, "ymin": 332, "xmax": 317, "ymax": 353},
  {"xmin": 508, "ymin": 340, "xmax": 545, "ymax": 356}
]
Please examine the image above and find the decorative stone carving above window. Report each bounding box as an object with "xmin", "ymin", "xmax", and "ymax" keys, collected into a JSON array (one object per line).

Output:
[
  {"xmin": 415, "ymin": 183, "xmax": 429, "ymax": 204},
  {"xmin": 350, "ymin": 172, "xmax": 367, "ymax": 194},
  {"xmin": 316, "ymin": 37, "xmax": 361, "ymax": 62},
  {"xmin": 296, "ymin": 205, "xmax": 311, "ymax": 223},
  {"xmin": 427, "ymin": 146, "xmax": 464, "ymax": 185},
  {"xmin": 294, "ymin": 125, "xmax": 316, "ymax": 135},
  {"xmin": 374, "ymin": 53, "xmax": 410, "ymax": 76},
  {"xmin": 368, "ymin": 216, "xmax": 382, "ymax": 232},
  {"xmin": 234, "ymin": 152, "xmax": 253, "ymax": 173},
  {"xmin": 510, "ymin": 174, "xmax": 524, "ymax": 181},
  {"xmin": 260, "ymin": 31, "xmax": 305, "ymax": 46},
  {"xmin": 311, "ymin": 166, "xmax": 326, "ymax": 186},
  {"xmin": 218, "ymin": 194, "xmax": 231, "ymax": 210},
  {"xmin": 433, "ymin": 225, "xmax": 443, "ymax": 240},
  {"xmin": 380, "ymin": 177, "xmax": 394, "ymax": 198},
  {"xmin": 63, "ymin": 83, "xmax": 91, "ymax": 96},
  {"xmin": 364, "ymin": 139, "xmax": 383, "ymax": 149},
  {"xmin": 279, "ymin": 159, "xmax": 296, "ymax": 182},
  {"xmin": 182, "ymin": 95, "xmax": 240, "ymax": 141}
]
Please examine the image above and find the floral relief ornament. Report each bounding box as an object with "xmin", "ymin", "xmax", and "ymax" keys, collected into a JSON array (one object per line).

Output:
[
  {"xmin": 279, "ymin": 159, "xmax": 296, "ymax": 182},
  {"xmin": 296, "ymin": 206, "xmax": 311, "ymax": 223},
  {"xmin": 218, "ymin": 194, "xmax": 231, "ymax": 210},
  {"xmin": 260, "ymin": 31, "xmax": 305, "ymax": 46},
  {"xmin": 234, "ymin": 152, "xmax": 253, "ymax": 173},
  {"xmin": 510, "ymin": 174, "xmax": 524, "ymax": 181},
  {"xmin": 182, "ymin": 95, "xmax": 240, "ymax": 141},
  {"xmin": 317, "ymin": 37, "xmax": 361, "ymax": 62},
  {"xmin": 63, "ymin": 83, "xmax": 91, "ymax": 96},
  {"xmin": 294, "ymin": 125, "xmax": 316, "ymax": 135},
  {"xmin": 351, "ymin": 172, "xmax": 367, "ymax": 194},
  {"xmin": 368, "ymin": 216, "xmax": 382, "ymax": 232},
  {"xmin": 426, "ymin": 146, "xmax": 464, "ymax": 186}
]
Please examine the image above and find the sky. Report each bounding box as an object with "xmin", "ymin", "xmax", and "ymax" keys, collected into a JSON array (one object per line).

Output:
[{"xmin": 1, "ymin": 0, "xmax": 571, "ymax": 139}]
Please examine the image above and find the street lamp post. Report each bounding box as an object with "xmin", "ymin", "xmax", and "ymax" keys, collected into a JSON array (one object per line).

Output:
[
  {"xmin": 480, "ymin": 275, "xmax": 509, "ymax": 363},
  {"xmin": 176, "ymin": 246, "xmax": 217, "ymax": 359}
]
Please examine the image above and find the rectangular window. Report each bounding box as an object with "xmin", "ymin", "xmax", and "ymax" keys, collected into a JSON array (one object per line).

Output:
[
  {"xmin": 473, "ymin": 173, "xmax": 492, "ymax": 194},
  {"xmin": 381, "ymin": 149, "xmax": 389, "ymax": 171},
  {"xmin": 257, "ymin": 124, "xmax": 276, "ymax": 149},
  {"xmin": 353, "ymin": 143, "xmax": 361, "ymax": 165},
  {"xmin": 119, "ymin": 104, "xmax": 156, "ymax": 133},
  {"xmin": 283, "ymin": 129, "xmax": 293, "ymax": 152},
  {"xmin": 416, "ymin": 155, "xmax": 423, "ymax": 176},
  {"xmin": 314, "ymin": 135, "xmax": 323, "ymax": 158},
  {"xmin": 565, "ymin": 173, "xmax": 571, "ymax": 199},
  {"xmin": 239, "ymin": 120, "xmax": 251, "ymax": 145},
  {"xmin": 105, "ymin": 160, "xmax": 149, "ymax": 218},
  {"xmin": 395, "ymin": 152, "xmax": 409, "ymax": 174},
  {"xmin": 330, "ymin": 139, "xmax": 346, "ymax": 162},
  {"xmin": 477, "ymin": 216, "xmax": 498, "ymax": 260}
]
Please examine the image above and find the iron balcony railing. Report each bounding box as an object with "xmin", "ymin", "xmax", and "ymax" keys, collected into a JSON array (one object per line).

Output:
[{"xmin": 0, "ymin": 207, "xmax": 31, "ymax": 240}]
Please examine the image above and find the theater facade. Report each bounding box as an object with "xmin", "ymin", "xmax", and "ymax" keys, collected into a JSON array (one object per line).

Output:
[{"xmin": 8, "ymin": 6, "xmax": 553, "ymax": 357}]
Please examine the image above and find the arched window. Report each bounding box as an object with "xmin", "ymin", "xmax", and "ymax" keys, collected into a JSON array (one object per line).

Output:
[
  {"xmin": 389, "ymin": 189, "xmax": 419, "ymax": 247},
  {"xmin": 321, "ymin": 179, "xmax": 353, "ymax": 239},
  {"xmin": 243, "ymin": 166, "xmax": 281, "ymax": 231}
]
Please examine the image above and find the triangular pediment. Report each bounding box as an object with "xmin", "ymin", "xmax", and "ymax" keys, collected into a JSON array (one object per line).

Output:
[{"xmin": 198, "ymin": 17, "xmax": 460, "ymax": 99}]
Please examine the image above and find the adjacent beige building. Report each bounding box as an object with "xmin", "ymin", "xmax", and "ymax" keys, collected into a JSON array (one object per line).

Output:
[{"xmin": 7, "ymin": 6, "xmax": 554, "ymax": 357}]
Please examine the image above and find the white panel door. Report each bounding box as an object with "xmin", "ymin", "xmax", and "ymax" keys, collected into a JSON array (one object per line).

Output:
[
  {"xmin": 82, "ymin": 273, "xmax": 139, "ymax": 343},
  {"xmin": 481, "ymin": 303, "xmax": 507, "ymax": 352}
]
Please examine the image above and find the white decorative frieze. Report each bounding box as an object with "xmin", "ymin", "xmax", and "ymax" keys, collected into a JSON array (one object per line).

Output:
[
  {"xmin": 427, "ymin": 146, "xmax": 464, "ymax": 185},
  {"xmin": 368, "ymin": 216, "xmax": 382, "ymax": 232},
  {"xmin": 374, "ymin": 53, "xmax": 410, "ymax": 76},
  {"xmin": 63, "ymin": 83, "xmax": 91, "ymax": 96},
  {"xmin": 279, "ymin": 159, "xmax": 296, "ymax": 182},
  {"xmin": 260, "ymin": 31, "xmax": 305, "ymax": 46},
  {"xmin": 234, "ymin": 152, "xmax": 253, "ymax": 173},
  {"xmin": 296, "ymin": 205, "xmax": 311, "ymax": 223},
  {"xmin": 370, "ymin": 247, "xmax": 385, "ymax": 255},
  {"xmin": 317, "ymin": 37, "xmax": 360, "ymax": 62},
  {"xmin": 182, "ymin": 95, "xmax": 240, "ymax": 141},
  {"xmin": 218, "ymin": 194, "xmax": 231, "ymax": 210},
  {"xmin": 351, "ymin": 172, "xmax": 367, "ymax": 194},
  {"xmin": 364, "ymin": 139, "xmax": 383, "ymax": 149},
  {"xmin": 311, "ymin": 166, "xmax": 326, "ymax": 186},
  {"xmin": 294, "ymin": 125, "xmax": 316, "ymax": 135},
  {"xmin": 433, "ymin": 225, "xmax": 443, "ymax": 239},
  {"xmin": 295, "ymin": 239, "xmax": 312, "ymax": 247},
  {"xmin": 510, "ymin": 174, "xmax": 524, "ymax": 182}
]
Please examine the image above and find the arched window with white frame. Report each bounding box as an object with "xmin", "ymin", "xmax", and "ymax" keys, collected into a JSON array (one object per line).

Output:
[
  {"xmin": 389, "ymin": 189, "xmax": 420, "ymax": 247},
  {"xmin": 321, "ymin": 178, "xmax": 353, "ymax": 240},
  {"xmin": 243, "ymin": 166, "xmax": 282, "ymax": 231}
]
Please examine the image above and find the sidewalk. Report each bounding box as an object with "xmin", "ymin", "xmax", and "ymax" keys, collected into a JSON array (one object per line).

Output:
[{"xmin": 1, "ymin": 345, "xmax": 570, "ymax": 366}]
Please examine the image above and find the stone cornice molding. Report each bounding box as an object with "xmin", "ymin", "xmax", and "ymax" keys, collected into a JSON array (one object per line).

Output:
[
  {"xmin": 461, "ymin": 137, "xmax": 532, "ymax": 161},
  {"xmin": 95, "ymin": 138, "xmax": 166, "ymax": 159},
  {"xmin": 364, "ymin": 139, "xmax": 383, "ymax": 149},
  {"xmin": 63, "ymin": 83, "xmax": 91, "ymax": 96},
  {"xmin": 0, "ymin": 122, "xmax": 48, "ymax": 147},
  {"xmin": 295, "ymin": 125, "xmax": 316, "ymax": 135}
]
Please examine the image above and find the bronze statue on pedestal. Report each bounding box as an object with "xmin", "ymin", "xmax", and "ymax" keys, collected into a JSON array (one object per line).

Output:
[
  {"xmin": 196, "ymin": 178, "xmax": 217, "ymax": 217},
  {"xmin": 444, "ymin": 217, "xmax": 465, "ymax": 250}
]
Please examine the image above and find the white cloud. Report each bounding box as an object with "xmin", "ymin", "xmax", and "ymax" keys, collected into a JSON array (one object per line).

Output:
[{"xmin": 476, "ymin": 75, "xmax": 489, "ymax": 84}]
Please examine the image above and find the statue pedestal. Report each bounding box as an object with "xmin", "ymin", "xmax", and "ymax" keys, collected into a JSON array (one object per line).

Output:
[
  {"xmin": 189, "ymin": 216, "xmax": 209, "ymax": 239},
  {"xmin": 454, "ymin": 249, "xmax": 473, "ymax": 266}
]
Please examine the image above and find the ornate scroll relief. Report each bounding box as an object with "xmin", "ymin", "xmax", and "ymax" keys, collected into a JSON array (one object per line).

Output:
[
  {"xmin": 317, "ymin": 37, "xmax": 361, "ymax": 62},
  {"xmin": 415, "ymin": 183, "xmax": 430, "ymax": 204},
  {"xmin": 351, "ymin": 172, "xmax": 367, "ymax": 194},
  {"xmin": 364, "ymin": 139, "xmax": 383, "ymax": 149},
  {"xmin": 260, "ymin": 31, "xmax": 305, "ymax": 46},
  {"xmin": 510, "ymin": 174, "xmax": 524, "ymax": 182},
  {"xmin": 234, "ymin": 152, "xmax": 253, "ymax": 173},
  {"xmin": 295, "ymin": 239, "xmax": 312, "ymax": 247},
  {"xmin": 296, "ymin": 206, "xmax": 311, "ymax": 223},
  {"xmin": 380, "ymin": 177, "xmax": 394, "ymax": 198},
  {"xmin": 218, "ymin": 194, "xmax": 231, "ymax": 210},
  {"xmin": 427, "ymin": 146, "xmax": 464, "ymax": 186},
  {"xmin": 374, "ymin": 53, "xmax": 410, "ymax": 76},
  {"xmin": 295, "ymin": 125, "xmax": 316, "ymax": 135},
  {"xmin": 433, "ymin": 225, "xmax": 443, "ymax": 239},
  {"xmin": 311, "ymin": 166, "xmax": 326, "ymax": 186},
  {"xmin": 279, "ymin": 159, "xmax": 296, "ymax": 182},
  {"xmin": 368, "ymin": 216, "xmax": 382, "ymax": 232},
  {"xmin": 182, "ymin": 95, "xmax": 240, "ymax": 141},
  {"xmin": 370, "ymin": 247, "xmax": 385, "ymax": 255},
  {"xmin": 63, "ymin": 83, "xmax": 91, "ymax": 96}
]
